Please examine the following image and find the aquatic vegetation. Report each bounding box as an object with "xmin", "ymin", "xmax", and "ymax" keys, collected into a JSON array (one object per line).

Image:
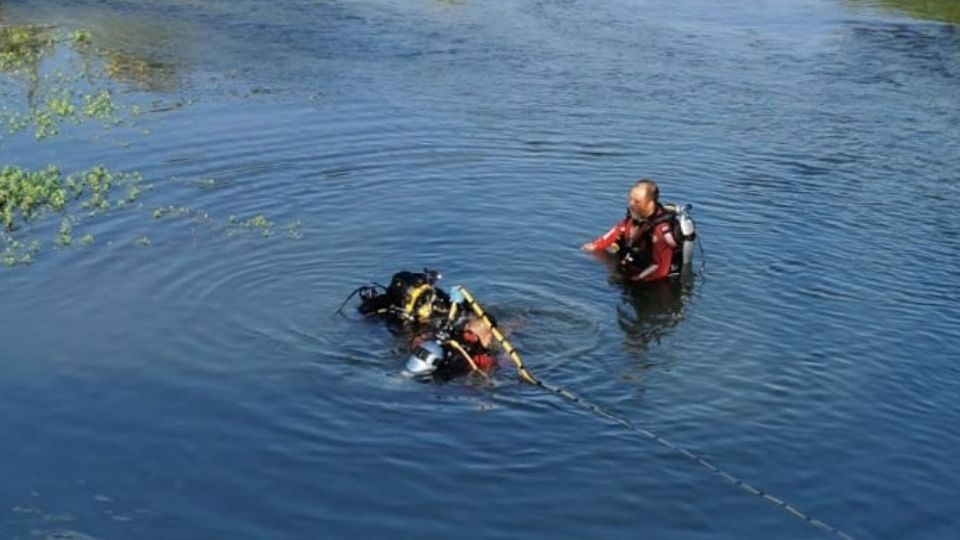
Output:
[
  {"xmin": 3, "ymin": 87, "xmax": 122, "ymax": 140},
  {"xmin": 286, "ymin": 220, "xmax": 304, "ymax": 240},
  {"xmin": 154, "ymin": 204, "xmax": 307, "ymax": 240},
  {"xmin": 71, "ymin": 30, "xmax": 92, "ymax": 46},
  {"xmin": 45, "ymin": 96, "xmax": 76, "ymax": 118},
  {"xmin": 1, "ymin": 165, "xmax": 68, "ymax": 230},
  {"xmin": 196, "ymin": 178, "xmax": 218, "ymax": 189},
  {"xmin": 0, "ymin": 25, "xmax": 130, "ymax": 143},
  {"xmin": 103, "ymin": 51, "xmax": 178, "ymax": 92},
  {"xmin": 227, "ymin": 214, "xmax": 275, "ymax": 237},
  {"xmin": 0, "ymin": 164, "xmax": 145, "ymax": 229},
  {"xmin": 0, "ymin": 164, "xmax": 146, "ymax": 265},
  {"xmin": 0, "ymin": 25, "xmax": 55, "ymax": 74},
  {"xmin": 33, "ymin": 94, "xmax": 77, "ymax": 139},
  {"xmin": 244, "ymin": 214, "xmax": 273, "ymax": 230},
  {"xmin": 2, "ymin": 21, "xmax": 177, "ymax": 87},
  {"xmin": 1, "ymin": 24, "xmax": 305, "ymax": 268},
  {"xmin": 83, "ymin": 90, "xmax": 118, "ymax": 121},
  {"xmin": 873, "ymin": 0, "xmax": 960, "ymax": 23},
  {"xmin": 1, "ymin": 236, "xmax": 40, "ymax": 267},
  {"xmin": 152, "ymin": 206, "xmax": 305, "ymax": 242},
  {"xmin": 57, "ymin": 217, "xmax": 74, "ymax": 246},
  {"xmin": 0, "ymin": 163, "xmax": 301, "ymax": 266},
  {"xmin": 153, "ymin": 205, "xmax": 211, "ymax": 222}
]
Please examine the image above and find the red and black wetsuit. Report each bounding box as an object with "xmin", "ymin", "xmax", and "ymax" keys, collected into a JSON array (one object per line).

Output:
[
  {"xmin": 431, "ymin": 328, "xmax": 496, "ymax": 381},
  {"xmin": 588, "ymin": 205, "xmax": 680, "ymax": 282},
  {"xmin": 459, "ymin": 329, "xmax": 496, "ymax": 371}
]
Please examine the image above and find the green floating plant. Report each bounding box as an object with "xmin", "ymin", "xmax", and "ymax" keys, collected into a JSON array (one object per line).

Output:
[
  {"xmin": 226, "ymin": 213, "xmax": 275, "ymax": 238},
  {"xmin": 57, "ymin": 216, "xmax": 74, "ymax": 246},
  {"xmin": 286, "ymin": 219, "xmax": 304, "ymax": 239},
  {"xmin": 0, "ymin": 165, "xmax": 68, "ymax": 230},
  {"xmin": 1, "ymin": 25, "xmax": 130, "ymax": 144},
  {"xmin": 2, "ymin": 25, "xmax": 304, "ymax": 267},
  {"xmin": 0, "ymin": 25, "xmax": 55, "ymax": 74},
  {"xmin": 153, "ymin": 205, "xmax": 210, "ymax": 221},
  {"xmin": 1, "ymin": 236, "xmax": 40, "ymax": 267},
  {"xmin": 71, "ymin": 29, "xmax": 92, "ymax": 46},
  {"xmin": 0, "ymin": 164, "xmax": 146, "ymax": 265},
  {"xmin": 83, "ymin": 90, "xmax": 118, "ymax": 120}
]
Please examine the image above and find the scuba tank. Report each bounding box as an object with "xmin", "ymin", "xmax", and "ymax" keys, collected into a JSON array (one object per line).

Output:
[
  {"xmin": 626, "ymin": 203, "xmax": 698, "ymax": 277},
  {"xmin": 675, "ymin": 203, "xmax": 697, "ymax": 267},
  {"xmin": 357, "ymin": 268, "xmax": 448, "ymax": 324},
  {"xmin": 389, "ymin": 270, "xmax": 440, "ymax": 322}
]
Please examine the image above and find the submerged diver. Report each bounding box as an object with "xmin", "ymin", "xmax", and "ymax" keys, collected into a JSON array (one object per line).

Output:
[
  {"xmin": 344, "ymin": 269, "xmax": 500, "ymax": 381},
  {"xmin": 581, "ymin": 179, "xmax": 697, "ymax": 282}
]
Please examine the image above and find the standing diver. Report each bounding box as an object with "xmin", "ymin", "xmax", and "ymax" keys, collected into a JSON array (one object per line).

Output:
[
  {"xmin": 342, "ymin": 269, "xmax": 500, "ymax": 381},
  {"xmin": 581, "ymin": 179, "xmax": 697, "ymax": 282}
]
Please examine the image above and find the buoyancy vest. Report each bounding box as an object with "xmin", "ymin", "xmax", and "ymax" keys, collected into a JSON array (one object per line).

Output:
[
  {"xmin": 615, "ymin": 205, "xmax": 685, "ymax": 278},
  {"xmin": 359, "ymin": 270, "xmax": 448, "ymax": 323}
]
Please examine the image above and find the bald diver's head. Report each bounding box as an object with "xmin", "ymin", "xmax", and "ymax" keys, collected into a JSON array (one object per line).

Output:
[{"xmin": 628, "ymin": 179, "xmax": 659, "ymax": 220}]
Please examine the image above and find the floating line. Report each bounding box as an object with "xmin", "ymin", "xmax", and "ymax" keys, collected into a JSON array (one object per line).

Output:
[{"xmin": 527, "ymin": 376, "xmax": 854, "ymax": 539}]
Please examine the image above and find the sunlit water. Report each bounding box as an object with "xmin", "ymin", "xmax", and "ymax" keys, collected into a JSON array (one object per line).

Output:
[{"xmin": 2, "ymin": 1, "xmax": 959, "ymax": 539}]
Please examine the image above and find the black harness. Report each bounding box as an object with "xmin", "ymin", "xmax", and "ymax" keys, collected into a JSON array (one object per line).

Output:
[
  {"xmin": 357, "ymin": 269, "xmax": 450, "ymax": 328},
  {"xmin": 616, "ymin": 206, "xmax": 684, "ymax": 278}
]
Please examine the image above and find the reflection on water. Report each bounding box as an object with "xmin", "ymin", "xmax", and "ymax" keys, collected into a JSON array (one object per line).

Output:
[
  {"xmin": 0, "ymin": 24, "xmax": 140, "ymax": 128},
  {"xmin": 617, "ymin": 277, "xmax": 693, "ymax": 360},
  {"xmin": 0, "ymin": 30, "xmax": 180, "ymax": 96},
  {"xmin": 101, "ymin": 50, "xmax": 177, "ymax": 92},
  {"xmin": 0, "ymin": 24, "xmax": 54, "ymax": 74},
  {"xmin": 584, "ymin": 249, "xmax": 695, "ymax": 361},
  {"xmin": 0, "ymin": 24, "xmax": 54, "ymax": 104}
]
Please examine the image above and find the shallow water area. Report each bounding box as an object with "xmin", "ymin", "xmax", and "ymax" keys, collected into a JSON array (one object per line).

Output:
[{"xmin": 2, "ymin": 1, "xmax": 960, "ymax": 539}]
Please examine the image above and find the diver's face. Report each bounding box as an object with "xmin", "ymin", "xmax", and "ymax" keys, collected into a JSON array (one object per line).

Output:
[{"xmin": 628, "ymin": 188, "xmax": 655, "ymax": 219}]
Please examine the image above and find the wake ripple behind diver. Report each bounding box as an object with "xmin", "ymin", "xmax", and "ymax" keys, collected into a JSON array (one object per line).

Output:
[{"xmin": 336, "ymin": 269, "xmax": 854, "ymax": 539}]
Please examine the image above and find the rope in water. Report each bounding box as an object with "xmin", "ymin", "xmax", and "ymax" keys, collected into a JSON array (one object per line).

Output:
[
  {"xmin": 634, "ymin": 422, "xmax": 855, "ymax": 540},
  {"xmin": 456, "ymin": 286, "xmax": 854, "ymax": 540}
]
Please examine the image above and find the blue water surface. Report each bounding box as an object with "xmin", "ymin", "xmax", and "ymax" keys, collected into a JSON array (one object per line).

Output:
[{"xmin": 2, "ymin": 1, "xmax": 959, "ymax": 539}]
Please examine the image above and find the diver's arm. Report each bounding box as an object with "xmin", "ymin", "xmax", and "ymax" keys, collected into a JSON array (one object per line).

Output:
[{"xmin": 581, "ymin": 221, "xmax": 624, "ymax": 251}]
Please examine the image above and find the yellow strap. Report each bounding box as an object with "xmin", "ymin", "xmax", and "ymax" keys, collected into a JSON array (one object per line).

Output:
[
  {"xmin": 445, "ymin": 339, "xmax": 490, "ymax": 382},
  {"xmin": 456, "ymin": 287, "xmax": 539, "ymax": 385},
  {"xmin": 404, "ymin": 283, "xmax": 434, "ymax": 320},
  {"xmin": 446, "ymin": 339, "xmax": 480, "ymax": 372}
]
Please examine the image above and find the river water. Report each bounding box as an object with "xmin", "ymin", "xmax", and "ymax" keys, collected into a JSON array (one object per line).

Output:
[{"xmin": 2, "ymin": 1, "xmax": 958, "ymax": 539}]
